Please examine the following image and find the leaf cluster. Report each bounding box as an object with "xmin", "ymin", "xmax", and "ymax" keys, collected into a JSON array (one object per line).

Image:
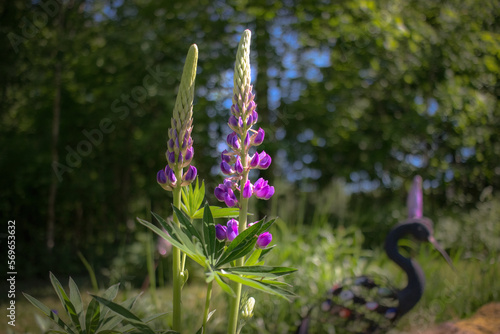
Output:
[
  {"xmin": 23, "ymin": 273, "xmax": 167, "ymax": 334},
  {"xmin": 137, "ymin": 179, "xmax": 296, "ymax": 300}
]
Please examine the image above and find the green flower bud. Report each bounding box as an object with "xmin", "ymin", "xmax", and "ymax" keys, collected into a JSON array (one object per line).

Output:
[{"xmin": 241, "ymin": 297, "xmax": 255, "ymax": 319}]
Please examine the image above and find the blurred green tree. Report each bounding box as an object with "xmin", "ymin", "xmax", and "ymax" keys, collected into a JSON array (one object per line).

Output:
[{"xmin": 1, "ymin": 0, "xmax": 498, "ymax": 279}]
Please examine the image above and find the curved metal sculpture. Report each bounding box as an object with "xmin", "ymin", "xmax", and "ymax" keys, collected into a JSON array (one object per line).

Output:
[{"xmin": 297, "ymin": 176, "xmax": 454, "ymax": 334}]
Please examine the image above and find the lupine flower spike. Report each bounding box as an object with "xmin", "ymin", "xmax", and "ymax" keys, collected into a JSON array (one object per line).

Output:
[
  {"xmin": 221, "ymin": 29, "xmax": 275, "ymax": 334},
  {"xmin": 214, "ymin": 30, "xmax": 274, "ymax": 208},
  {"xmin": 157, "ymin": 44, "xmax": 198, "ymax": 191},
  {"xmin": 155, "ymin": 44, "xmax": 198, "ymax": 333}
]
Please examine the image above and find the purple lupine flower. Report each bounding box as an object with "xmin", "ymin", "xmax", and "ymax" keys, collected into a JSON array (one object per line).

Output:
[
  {"xmin": 221, "ymin": 150, "xmax": 234, "ymax": 163},
  {"xmin": 227, "ymin": 132, "xmax": 240, "ymax": 150},
  {"xmin": 226, "ymin": 219, "xmax": 239, "ymax": 241},
  {"xmin": 243, "ymin": 180, "xmax": 253, "ymax": 198},
  {"xmin": 253, "ymin": 178, "xmax": 274, "ymax": 200},
  {"xmin": 182, "ymin": 166, "xmax": 197, "ymax": 184},
  {"xmin": 184, "ymin": 146, "xmax": 194, "ymax": 162},
  {"xmin": 256, "ymin": 232, "xmax": 272, "ymax": 249},
  {"xmin": 221, "ymin": 161, "xmax": 235, "ymax": 175},
  {"xmin": 252, "ymin": 128, "xmax": 265, "ymax": 146},
  {"xmin": 215, "ymin": 224, "xmax": 227, "ymax": 241},
  {"xmin": 224, "ymin": 188, "xmax": 238, "ymax": 207},
  {"xmin": 167, "ymin": 151, "xmax": 176, "ymax": 164},
  {"xmin": 157, "ymin": 169, "xmax": 167, "ymax": 184},
  {"xmin": 257, "ymin": 151, "xmax": 272, "ymax": 169},
  {"xmin": 235, "ymin": 157, "xmax": 244, "ymax": 174},
  {"xmin": 228, "ymin": 115, "xmax": 239, "ymax": 128},
  {"xmin": 165, "ymin": 166, "xmax": 177, "ymax": 184},
  {"xmin": 214, "ymin": 184, "xmax": 227, "ymax": 202},
  {"xmin": 249, "ymin": 153, "xmax": 260, "ymax": 168}
]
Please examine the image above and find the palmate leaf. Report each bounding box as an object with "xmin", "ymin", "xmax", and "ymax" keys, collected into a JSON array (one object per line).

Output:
[
  {"xmin": 172, "ymin": 205, "xmax": 206, "ymax": 256},
  {"xmin": 119, "ymin": 312, "xmax": 168, "ymax": 332},
  {"xmin": 181, "ymin": 178, "xmax": 205, "ymax": 219},
  {"xmin": 49, "ymin": 272, "xmax": 82, "ymax": 332},
  {"xmin": 98, "ymin": 293, "xmax": 140, "ymax": 332},
  {"xmin": 91, "ymin": 295, "xmax": 155, "ymax": 334},
  {"xmin": 137, "ymin": 216, "xmax": 207, "ymax": 267},
  {"xmin": 23, "ymin": 292, "xmax": 76, "ymax": 334}
]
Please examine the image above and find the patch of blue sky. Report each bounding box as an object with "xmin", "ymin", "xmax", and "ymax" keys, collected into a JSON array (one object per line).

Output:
[
  {"xmin": 428, "ymin": 98, "xmax": 438, "ymax": 115},
  {"xmin": 405, "ymin": 154, "xmax": 425, "ymax": 168}
]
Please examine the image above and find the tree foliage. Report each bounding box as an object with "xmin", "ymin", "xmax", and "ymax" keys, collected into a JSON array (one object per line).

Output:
[{"xmin": 1, "ymin": 0, "xmax": 498, "ymax": 278}]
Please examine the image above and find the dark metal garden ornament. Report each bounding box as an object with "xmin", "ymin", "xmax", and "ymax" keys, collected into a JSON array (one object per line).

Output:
[{"xmin": 297, "ymin": 176, "xmax": 454, "ymax": 334}]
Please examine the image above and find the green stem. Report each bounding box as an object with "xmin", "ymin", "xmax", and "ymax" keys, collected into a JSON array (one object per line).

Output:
[
  {"xmin": 202, "ymin": 280, "xmax": 214, "ymax": 333},
  {"xmin": 227, "ymin": 171, "xmax": 249, "ymax": 334},
  {"xmin": 172, "ymin": 171, "xmax": 183, "ymax": 332}
]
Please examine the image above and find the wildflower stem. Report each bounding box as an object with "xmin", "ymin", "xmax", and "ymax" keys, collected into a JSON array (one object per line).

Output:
[
  {"xmin": 227, "ymin": 170, "xmax": 249, "ymax": 334},
  {"xmin": 202, "ymin": 280, "xmax": 213, "ymax": 333},
  {"xmin": 172, "ymin": 169, "xmax": 183, "ymax": 332}
]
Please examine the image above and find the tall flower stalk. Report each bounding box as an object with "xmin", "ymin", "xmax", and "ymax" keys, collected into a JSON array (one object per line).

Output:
[
  {"xmin": 156, "ymin": 44, "xmax": 198, "ymax": 332},
  {"xmin": 215, "ymin": 29, "xmax": 274, "ymax": 334}
]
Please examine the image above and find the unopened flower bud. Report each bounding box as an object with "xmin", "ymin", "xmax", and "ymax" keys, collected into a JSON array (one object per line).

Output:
[
  {"xmin": 243, "ymin": 180, "xmax": 253, "ymax": 198},
  {"xmin": 184, "ymin": 146, "xmax": 194, "ymax": 162},
  {"xmin": 221, "ymin": 150, "xmax": 232, "ymax": 163},
  {"xmin": 183, "ymin": 166, "xmax": 197, "ymax": 183},
  {"xmin": 157, "ymin": 169, "xmax": 167, "ymax": 184},
  {"xmin": 215, "ymin": 224, "xmax": 227, "ymax": 241},
  {"xmin": 228, "ymin": 115, "xmax": 239, "ymax": 128},
  {"xmin": 253, "ymin": 128, "xmax": 265, "ymax": 145},
  {"xmin": 221, "ymin": 161, "xmax": 235, "ymax": 175},
  {"xmin": 165, "ymin": 166, "xmax": 177, "ymax": 184},
  {"xmin": 241, "ymin": 297, "xmax": 256, "ymax": 319},
  {"xmin": 256, "ymin": 232, "xmax": 272, "ymax": 249},
  {"xmin": 249, "ymin": 153, "xmax": 260, "ymax": 168},
  {"xmin": 226, "ymin": 219, "xmax": 239, "ymax": 241},
  {"xmin": 235, "ymin": 156, "xmax": 244, "ymax": 174}
]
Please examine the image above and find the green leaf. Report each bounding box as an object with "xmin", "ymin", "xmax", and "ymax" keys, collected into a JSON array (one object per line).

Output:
[
  {"xmin": 23, "ymin": 293, "xmax": 76, "ymax": 334},
  {"xmin": 222, "ymin": 266, "xmax": 297, "ymax": 278},
  {"xmin": 192, "ymin": 206, "xmax": 239, "ymax": 219},
  {"xmin": 172, "ymin": 205, "xmax": 206, "ymax": 255},
  {"xmin": 218, "ymin": 272, "xmax": 293, "ymax": 300},
  {"xmin": 91, "ymin": 295, "xmax": 155, "ymax": 334},
  {"xmin": 120, "ymin": 312, "xmax": 168, "ymax": 332},
  {"xmin": 181, "ymin": 178, "xmax": 206, "ymax": 219},
  {"xmin": 213, "ymin": 273, "xmax": 235, "ymax": 297},
  {"xmin": 85, "ymin": 298, "xmax": 100, "ymax": 334},
  {"xmin": 68, "ymin": 277, "xmax": 84, "ymax": 329},
  {"xmin": 148, "ymin": 213, "xmax": 180, "ymax": 243},
  {"xmin": 202, "ymin": 203, "xmax": 216, "ymax": 262},
  {"xmin": 98, "ymin": 293, "xmax": 139, "ymax": 331},
  {"xmin": 216, "ymin": 218, "xmax": 275, "ymax": 267},
  {"xmin": 139, "ymin": 215, "xmax": 208, "ymax": 268},
  {"xmin": 244, "ymin": 248, "xmax": 262, "ymax": 266},
  {"xmin": 138, "ymin": 217, "xmax": 200, "ymax": 264},
  {"xmin": 49, "ymin": 273, "xmax": 82, "ymax": 332}
]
